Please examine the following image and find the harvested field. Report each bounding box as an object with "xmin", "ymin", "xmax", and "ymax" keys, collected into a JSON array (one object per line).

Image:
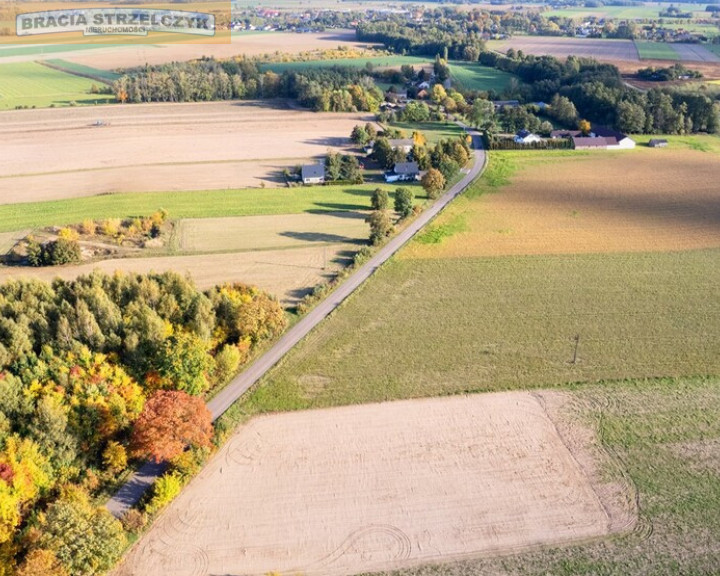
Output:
[
  {"xmin": 0, "ymin": 243, "xmax": 356, "ymax": 304},
  {"xmin": 176, "ymin": 212, "xmax": 368, "ymax": 253},
  {"xmin": 670, "ymin": 43, "xmax": 720, "ymax": 63},
  {"xmin": 0, "ymin": 101, "xmax": 372, "ymax": 203},
  {"xmin": 19, "ymin": 30, "xmax": 372, "ymax": 70},
  {"xmin": 114, "ymin": 393, "xmax": 633, "ymax": 576},
  {"xmin": 488, "ymin": 37, "xmax": 639, "ymax": 62},
  {"xmin": 403, "ymin": 146, "xmax": 720, "ymax": 260}
]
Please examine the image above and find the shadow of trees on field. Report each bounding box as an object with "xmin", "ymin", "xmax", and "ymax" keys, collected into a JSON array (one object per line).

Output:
[{"xmin": 279, "ymin": 231, "xmax": 365, "ymax": 245}]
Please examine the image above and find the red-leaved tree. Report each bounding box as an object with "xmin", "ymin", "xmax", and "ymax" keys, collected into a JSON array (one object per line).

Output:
[{"xmin": 130, "ymin": 390, "xmax": 212, "ymax": 463}]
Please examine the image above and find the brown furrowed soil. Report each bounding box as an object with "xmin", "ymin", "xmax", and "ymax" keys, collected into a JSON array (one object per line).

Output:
[
  {"xmin": 0, "ymin": 101, "xmax": 371, "ymax": 203},
  {"xmin": 113, "ymin": 392, "xmax": 634, "ymax": 576},
  {"xmin": 403, "ymin": 147, "xmax": 720, "ymax": 260},
  {"xmin": 0, "ymin": 243, "xmax": 356, "ymax": 304}
]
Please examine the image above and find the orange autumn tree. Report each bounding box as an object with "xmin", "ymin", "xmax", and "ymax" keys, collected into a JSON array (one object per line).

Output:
[{"xmin": 130, "ymin": 391, "xmax": 212, "ymax": 463}]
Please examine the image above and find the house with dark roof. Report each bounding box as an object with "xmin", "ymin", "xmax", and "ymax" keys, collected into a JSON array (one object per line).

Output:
[
  {"xmin": 301, "ymin": 163, "xmax": 325, "ymax": 184},
  {"xmin": 513, "ymin": 130, "xmax": 543, "ymax": 145},
  {"xmin": 649, "ymin": 138, "xmax": 668, "ymax": 148},
  {"xmin": 384, "ymin": 161, "xmax": 420, "ymax": 183}
]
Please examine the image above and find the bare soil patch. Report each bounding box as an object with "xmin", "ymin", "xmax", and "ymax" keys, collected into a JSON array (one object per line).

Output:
[
  {"xmin": 114, "ymin": 392, "xmax": 634, "ymax": 576},
  {"xmin": 177, "ymin": 212, "xmax": 368, "ymax": 252},
  {"xmin": 0, "ymin": 243, "xmax": 355, "ymax": 304},
  {"xmin": 404, "ymin": 148, "xmax": 720, "ymax": 260},
  {"xmin": 0, "ymin": 101, "xmax": 371, "ymax": 204}
]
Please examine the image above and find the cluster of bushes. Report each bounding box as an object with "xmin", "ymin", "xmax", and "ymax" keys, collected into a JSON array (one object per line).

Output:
[
  {"xmin": 25, "ymin": 236, "xmax": 81, "ymax": 267},
  {"xmin": 0, "ymin": 271, "xmax": 287, "ymax": 574},
  {"xmin": 637, "ymin": 63, "xmax": 703, "ymax": 82}
]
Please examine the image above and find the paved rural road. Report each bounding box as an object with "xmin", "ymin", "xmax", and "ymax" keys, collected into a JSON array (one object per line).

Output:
[{"xmin": 106, "ymin": 129, "xmax": 487, "ymax": 518}]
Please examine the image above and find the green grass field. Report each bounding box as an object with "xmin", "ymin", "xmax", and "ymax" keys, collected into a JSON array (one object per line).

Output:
[
  {"xmin": 634, "ymin": 41, "xmax": 681, "ymax": 60},
  {"xmin": 0, "ymin": 43, "xmax": 111, "ymax": 59},
  {"xmin": 707, "ymin": 44, "xmax": 720, "ymax": 57},
  {"xmin": 0, "ymin": 183, "xmax": 424, "ymax": 233},
  {"xmin": 0, "ymin": 61, "xmax": 114, "ymax": 109},
  {"xmin": 44, "ymin": 59, "xmax": 121, "ymax": 83},
  {"xmin": 449, "ymin": 61, "xmax": 516, "ymax": 92},
  {"xmin": 389, "ymin": 120, "xmax": 465, "ymax": 144},
  {"xmin": 260, "ymin": 57, "xmax": 517, "ymax": 94},
  {"xmin": 259, "ymin": 55, "xmax": 431, "ymax": 74},
  {"xmin": 241, "ymin": 248, "xmax": 720, "ymax": 412},
  {"xmin": 543, "ymin": 2, "xmax": 708, "ymax": 19}
]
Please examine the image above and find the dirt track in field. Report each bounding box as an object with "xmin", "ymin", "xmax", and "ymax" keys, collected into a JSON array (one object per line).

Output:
[
  {"xmin": 404, "ymin": 147, "xmax": 720, "ymax": 260},
  {"xmin": 0, "ymin": 243, "xmax": 356, "ymax": 303},
  {"xmin": 113, "ymin": 392, "xmax": 635, "ymax": 576},
  {"xmin": 0, "ymin": 101, "xmax": 371, "ymax": 203}
]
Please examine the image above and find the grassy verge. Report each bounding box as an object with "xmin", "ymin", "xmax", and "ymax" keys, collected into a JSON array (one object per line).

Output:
[{"xmin": 0, "ymin": 183, "xmax": 424, "ymax": 233}]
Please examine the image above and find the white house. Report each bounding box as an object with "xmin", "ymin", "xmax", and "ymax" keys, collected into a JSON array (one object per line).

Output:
[
  {"xmin": 513, "ymin": 130, "xmax": 543, "ymax": 145},
  {"xmin": 384, "ymin": 161, "xmax": 420, "ymax": 183}
]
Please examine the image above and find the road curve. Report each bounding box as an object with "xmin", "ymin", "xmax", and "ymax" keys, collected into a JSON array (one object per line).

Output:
[{"xmin": 106, "ymin": 130, "xmax": 487, "ymax": 518}]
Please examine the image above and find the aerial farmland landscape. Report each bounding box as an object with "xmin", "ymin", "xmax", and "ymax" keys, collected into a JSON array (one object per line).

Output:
[{"xmin": 0, "ymin": 0, "xmax": 719, "ymax": 575}]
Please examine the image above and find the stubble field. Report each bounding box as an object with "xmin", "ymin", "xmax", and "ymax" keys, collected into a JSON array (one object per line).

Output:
[
  {"xmin": 404, "ymin": 145, "xmax": 720, "ymax": 259},
  {"xmin": 115, "ymin": 393, "xmax": 634, "ymax": 576},
  {"xmin": 0, "ymin": 101, "xmax": 373, "ymax": 203},
  {"xmin": 488, "ymin": 37, "xmax": 640, "ymax": 61},
  {"xmin": 0, "ymin": 30, "xmax": 372, "ymax": 68}
]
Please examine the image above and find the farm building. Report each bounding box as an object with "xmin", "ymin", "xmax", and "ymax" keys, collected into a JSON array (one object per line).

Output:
[
  {"xmin": 552, "ymin": 127, "xmax": 635, "ymax": 150},
  {"xmin": 385, "ymin": 161, "xmax": 420, "ymax": 183},
  {"xmin": 388, "ymin": 138, "xmax": 414, "ymax": 153},
  {"xmin": 649, "ymin": 139, "xmax": 669, "ymax": 148},
  {"xmin": 301, "ymin": 164, "xmax": 325, "ymax": 185},
  {"xmin": 513, "ymin": 130, "xmax": 543, "ymax": 145}
]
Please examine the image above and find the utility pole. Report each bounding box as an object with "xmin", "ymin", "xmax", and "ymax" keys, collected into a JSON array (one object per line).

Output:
[{"xmin": 571, "ymin": 334, "xmax": 580, "ymax": 365}]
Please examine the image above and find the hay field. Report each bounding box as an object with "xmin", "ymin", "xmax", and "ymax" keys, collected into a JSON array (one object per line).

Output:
[
  {"xmin": 488, "ymin": 37, "xmax": 639, "ymax": 62},
  {"xmin": 0, "ymin": 101, "xmax": 372, "ymax": 203},
  {"xmin": 0, "ymin": 243, "xmax": 355, "ymax": 304},
  {"xmin": 115, "ymin": 393, "xmax": 632, "ymax": 576},
  {"xmin": 403, "ymin": 145, "xmax": 720, "ymax": 260},
  {"xmin": 176, "ymin": 212, "xmax": 368, "ymax": 253}
]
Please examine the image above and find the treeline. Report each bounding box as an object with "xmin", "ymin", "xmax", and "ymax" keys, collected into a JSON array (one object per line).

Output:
[
  {"xmin": 356, "ymin": 18, "xmax": 486, "ymax": 61},
  {"xmin": 113, "ymin": 59, "xmax": 383, "ymax": 112},
  {"xmin": 478, "ymin": 51, "xmax": 719, "ymax": 134},
  {"xmin": 0, "ymin": 272, "xmax": 286, "ymax": 575}
]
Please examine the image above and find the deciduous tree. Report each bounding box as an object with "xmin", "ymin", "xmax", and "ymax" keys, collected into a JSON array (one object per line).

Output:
[
  {"xmin": 130, "ymin": 390, "xmax": 212, "ymax": 463},
  {"xmin": 421, "ymin": 168, "xmax": 446, "ymax": 199}
]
